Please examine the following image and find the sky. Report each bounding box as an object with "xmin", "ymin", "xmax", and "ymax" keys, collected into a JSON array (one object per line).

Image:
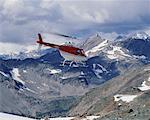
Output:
[{"xmin": 0, "ymin": 0, "xmax": 150, "ymax": 54}]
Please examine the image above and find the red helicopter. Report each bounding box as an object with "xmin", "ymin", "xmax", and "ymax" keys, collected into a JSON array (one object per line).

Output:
[{"xmin": 36, "ymin": 33, "xmax": 87, "ymax": 66}]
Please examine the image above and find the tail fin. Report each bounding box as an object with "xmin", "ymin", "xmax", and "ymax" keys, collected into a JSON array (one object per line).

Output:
[
  {"xmin": 38, "ymin": 33, "xmax": 43, "ymax": 42},
  {"xmin": 37, "ymin": 33, "xmax": 43, "ymax": 51}
]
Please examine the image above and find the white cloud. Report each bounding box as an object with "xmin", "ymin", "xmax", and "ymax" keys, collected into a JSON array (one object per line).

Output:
[
  {"xmin": 2, "ymin": 0, "xmax": 24, "ymax": 16},
  {"xmin": 0, "ymin": 0, "xmax": 149, "ymax": 45},
  {"xmin": 0, "ymin": 42, "xmax": 25, "ymax": 54},
  {"xmin": 40, "ymin": 0, "xmax": 56, "ymax": 9},
  {"xmin": 98, "ymin": 32, "xmax": 119, "ymax": 40},
  {"xmin": 59, "ymin": 2, "xmax": 107, "ymax": 24}
]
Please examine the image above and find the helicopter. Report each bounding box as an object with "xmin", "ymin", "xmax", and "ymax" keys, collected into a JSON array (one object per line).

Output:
[{"xmin": 36, "ymin": 33, "xmax": 87, "ymax": 66}]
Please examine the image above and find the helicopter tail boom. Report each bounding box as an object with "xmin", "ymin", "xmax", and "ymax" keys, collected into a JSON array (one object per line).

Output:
[{"xmin": 36, "ymin": 33, "xmax": 60, "ymax": 49}]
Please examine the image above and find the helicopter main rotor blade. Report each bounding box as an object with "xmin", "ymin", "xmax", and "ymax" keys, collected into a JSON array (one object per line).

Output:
[{"xmin": 50, "ymin": 32, "xmax": 77, "ymax": 39}]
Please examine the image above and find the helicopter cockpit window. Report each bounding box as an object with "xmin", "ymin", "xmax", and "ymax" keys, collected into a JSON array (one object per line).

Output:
[{"xmin": 76, "ymin": 50, "xmax": 81, "ymax": 54}]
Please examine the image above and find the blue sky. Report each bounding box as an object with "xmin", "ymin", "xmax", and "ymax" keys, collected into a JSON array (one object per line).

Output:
[{"xmin": 0, "ymin": 0, "xmax": 150, "ymax": 46}]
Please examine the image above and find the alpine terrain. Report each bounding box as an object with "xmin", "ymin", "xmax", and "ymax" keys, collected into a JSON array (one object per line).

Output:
[{"xmin": 0, "ymin": 32, "xmax": 150, "ymax": 119}]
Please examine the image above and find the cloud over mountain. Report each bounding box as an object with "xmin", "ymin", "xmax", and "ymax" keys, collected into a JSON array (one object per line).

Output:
[{"xmin": 0, "ymin": 0, "xmax": 149, "ymax": 45}]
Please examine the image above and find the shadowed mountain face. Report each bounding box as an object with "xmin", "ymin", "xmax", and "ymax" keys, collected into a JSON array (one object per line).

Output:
[
  {"xmin": 121, "ymin": 38, "xmax": 150, "ymax": 59},
  {"xmin": 0, "ymin": 32, "xmax": 150, "ymax": 118}
]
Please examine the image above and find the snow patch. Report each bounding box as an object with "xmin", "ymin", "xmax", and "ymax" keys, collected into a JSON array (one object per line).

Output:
[
  {"xmin": 60, "ymin": 72, "xmax": 80, "ymax": 79},
  {"xmin": 23, "ymin": 70, "xmax": 27, "ymax": 73},
  {"xmin": 107, "ymin": 46, "xmax": 130, "ymax": 60},
  {"xmin": 0, "ymin": 71, "xmax": 9, "ymax": 77},
  {"xmin": 85, "ymin": 40, "xmax": 108, "ymax": 55},
  {"xmin": 85, "ymin": 116, "xmax": 100, "ymax": 120},
  {"xmin": 0, "ymin": 112, "xmax": 35, "ymax": 120},
  {"xmin": 92, "ymin": 64, "xmax": 108, "ymax": 78},
  {"xmin": 42, "ymin": 83, "xmax": 49, "ymax": 87},
  {"xmin": 97, "ymin": 64, "xmax": 107, "ymax": 72},
  {"xmin": 44, "ymin": 117, "xmax": 74, "ymax": 120},
  {"xmin": 81, "ymin": 71, "xmax": 85, "ymax": 75},
  {"xmin": 148, "ymin": 77, "xmax": 150, "ymax": 81},
  {"xmin": 144, "ymin": 68, "xmax": 150, "ymax": 71},
  {"xmin": 11, "ymin": 68, "xmax": 25, "ymax": 85},
  {"xmin": 60, "ymin": 76, "xmax": 69, "ymax": 79},
  {"xmin": 0, "ymin": 112, "xmax": 99, "ymax": 120},
  {"xmin": 130, "ymin": 32, "xmax": 149, "ymax": 40},
  {"xmin": 47, "ymin": 68, "xmax": 62, "ymax": 74},
  {"xmin": 138, "ymin": 77, "xmax": 150, "ymax": 91},
  {"xmin": 72, "ymin": 64, "xmax": 79, "ymax": 67},
  {"xmin": 114, "ymin": 94, "xmax": 138, "ymax": 103},
  {"xmin": 41, "ymin": 116, "xmax": 100, "ymax": 120},
  {"xmin": 25, "ymin": 87, "xmax": 36, "ymax": 94}
]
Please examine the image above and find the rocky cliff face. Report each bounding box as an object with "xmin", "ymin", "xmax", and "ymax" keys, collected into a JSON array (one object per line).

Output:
[{"xmin": 69, "ymin": 65, "xmax": 150, "ymax": 119}]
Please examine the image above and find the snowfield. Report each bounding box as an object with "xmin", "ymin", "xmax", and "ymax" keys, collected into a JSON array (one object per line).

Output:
[
  {"xmin": 130, "ymin": 32, "xmax": 149, "ymax": 40},
  {"xmin": 47, "ymin": 68, "xmax": 62, "ymax": 74},
  {"xmin": 11, "ymin": 68, "xmax": 25, "ymax": 85},
  {"xmin": 107, "ymin": 46, "xmax": 131, "ymax": 60},
  {"xmin": 85, "ymin": 40, "xmax": 108, "ymax": 56},
  {"xmin": 114, "ymin": 94, "xmax": 138, "ymax": 103},
  {"xmin": 0, "ymin": 113, "xmax": 100, "ymax": 120},
  {"xmin": 0, "ymin": 113, "xmax": 35, "ymax": 120}
]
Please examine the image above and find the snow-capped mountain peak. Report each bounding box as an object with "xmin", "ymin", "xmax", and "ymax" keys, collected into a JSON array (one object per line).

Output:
[
  {"xmin": 85, "ymin": 39, "xmax": 108, "ymax": 56},
  {"xmin": 0, "ymin": 44, "xmax": 54, "ymax": 60},
  {"xmin": 129, "ymin": 32, "xmax": 149, "ymax": 40},
  {"xmin": 81, "ymin": 33, "xmax": 108, "ymax": 55},
  {"xmin": 88, "ymin": 33, "xmax": 102, "ymax": 40}
]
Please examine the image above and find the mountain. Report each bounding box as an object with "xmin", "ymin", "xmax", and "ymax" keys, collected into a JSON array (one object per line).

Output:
[
  {"xmin": 0, "ymin": 49, "xmax": 106, "ymax": 118},
  {"xmin": 69, "ymin": 65, "xmax": 150, "ymax": 120},
  {"xmin": 0, "ymin": 46, "xmax": 54, "ymax": 60},
  {"xmin": 0, "ymin": 51, "xmax": 85, "ymax": 118},
  {"xmin": 82, "ymin": 33, "xmax": 130, "ymax": 61},
  {"xmin": 0, "ymin": 31, "xmax": 150, "ymax": 119},
  {"xmin": 84, "ymin": 32, "xmax": 150, "ymax": 63},
  {"xmin": 129, "ymin": 32, "xmax": 149, "ymax": 40},
  {"xmin": 81, "ymin": 34, "xmax": 106, "ymax": 51},
  {"xmin": 119, "ymin": 32, "xmax": 150, "ymax": 62}
]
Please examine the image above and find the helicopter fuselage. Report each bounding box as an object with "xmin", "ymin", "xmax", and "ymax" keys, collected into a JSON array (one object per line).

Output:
[{"xmin": 36, "ymin": 34, "xmax": 87, "ymax": 62}]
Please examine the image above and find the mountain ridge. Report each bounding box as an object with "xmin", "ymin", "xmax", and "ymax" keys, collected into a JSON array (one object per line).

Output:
[{"xmin": 0, "ymin": 31, "xmax": 150, "ymax": 118}]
